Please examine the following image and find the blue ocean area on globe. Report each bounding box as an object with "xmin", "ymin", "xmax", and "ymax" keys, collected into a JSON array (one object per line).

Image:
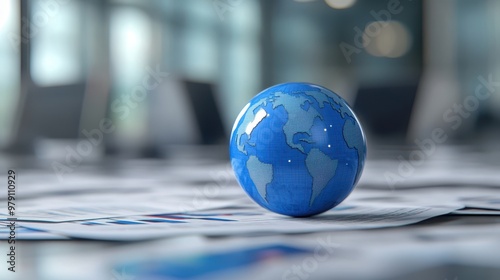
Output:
[{"xmin": 229, "ymin": 82, "xmax": 366, "ymax": 217}]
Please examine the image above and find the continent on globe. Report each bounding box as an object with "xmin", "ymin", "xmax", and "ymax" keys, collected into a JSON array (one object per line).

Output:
[
  {"xmin": 305, "ymin": 148, "xmax": 338, "ymax": 206},
  {"xmin": 246, "ymin": 155, "xmax": 273, "ymax": 201},
  {"xmin": 230, "ymin": 82, "xmax": 366, "ymax": 217},
  {"xmin": 271, "ymin": 92, "xmax": 322, "ymax": 153}
]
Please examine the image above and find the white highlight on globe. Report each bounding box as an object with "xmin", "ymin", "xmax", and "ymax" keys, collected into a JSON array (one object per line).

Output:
[
  {"xmin": 245, "ymin": 108, "xmax": 268, "ymax": 135},
  {"xmin": 232, "ymin": 103, "xmax": 251, "ymax": 134}
]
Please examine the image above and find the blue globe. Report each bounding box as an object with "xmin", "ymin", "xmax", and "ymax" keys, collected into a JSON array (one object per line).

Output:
[{"xmin": 230, "ymin": 82, "xmax": 366, "ymax": 217}]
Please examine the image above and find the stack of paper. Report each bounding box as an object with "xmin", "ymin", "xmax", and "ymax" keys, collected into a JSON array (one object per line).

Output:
[{"xmin": 1, "ymin": 147, "xmax": 500, "ymax": 241}]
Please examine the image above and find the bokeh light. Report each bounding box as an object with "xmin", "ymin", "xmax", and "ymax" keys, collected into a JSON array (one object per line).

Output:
[
  {"xmin": 325, "ymin": 0, "xmax": 357, "ymax": 9},
  {"xmin": 363, "ymin": 21, "xmax": 411, "ymax": 58}
]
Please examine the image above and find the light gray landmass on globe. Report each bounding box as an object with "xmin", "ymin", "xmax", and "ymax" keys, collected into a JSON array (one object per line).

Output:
[
  {"xmin": 305, "ymin": 148, "xmax": 338, "ymax": 206},
  {"xmin": 235, "ymin": 102, "xmax": 269, "ymax": 155},
  {"xmin": 304, "ymin": 89, "xmax": 365, "ymax": 182},
  {"xmin": 342, "ymin": 119, "xmax": 365, "ymax": 183},
  {"xmin": 272, "ymin": 92, "xmax": 323, "ymax": 153},
  {"xmin": 246, "ymin": 155, "xmax": 273, "ymax": 202},
  {"xmin": 304, "ymin": 90, "xmax": 352, "ymax": 119}
]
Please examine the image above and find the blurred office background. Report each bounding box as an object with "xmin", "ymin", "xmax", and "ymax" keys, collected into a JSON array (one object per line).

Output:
[{"xmin": 0, "ymin": 0, "xmax": 499, "ymax": 159}]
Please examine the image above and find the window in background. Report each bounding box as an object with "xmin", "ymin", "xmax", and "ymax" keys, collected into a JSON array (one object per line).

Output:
[
  {"xmin": 166, "ymin": 1, "xmax": 218, "ymax": 81},
  {"xmin": 109, "ymin": 5, "xmax": 152, "ymax": 149},
  {"xmin": 157, "ymin": 0, "xmax": 261, "ymax": 134},
  {"xmin": 107, "ymin": 0, "xmax": 262, "ymax": 147},
  {"xmin": 271, "ymin": 0, "xmax": 421, "ymax": 87},
  {"xmin": 0, "ymin": 0, "xmax": 20, "ymax": 147},
  {"xmin": 456, "ymin": 0, "xmax": 500, "ymax": 124},
  {"xmin": 179, "ymin": 25, "xmax": 218, "ymax": 81},
  {"xmin": 30, "ymin": 0, "xmax": 83, "ymax": 86},
  {"xmin": 217, "ymin": 0, "xmax": 261, "ymax": 128},
  {"xmin": 490, "ymin": 0, "xmax": 500, "ymax": 121}
]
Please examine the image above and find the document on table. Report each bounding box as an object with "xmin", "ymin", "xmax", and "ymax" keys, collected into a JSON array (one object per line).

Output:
[
  {"xmin": 0, "ymin": 161, "xmax": 241, "ymax": 222},
  {"xmin": 459, "ymin": 196, "xmax": 500, "ymax": 210},
  {"xmin": 107, "ymin": 228, "xmax": 500, "ymax": 280},
  {"xmin": 359, "ymin": 153, "xmax": 500, "ymax": 189},
  {"xmin": 18, "ymin": 203, "xmax": 460, "ymax": 241},
  {"xmin": 0, "ymin": 192, "xmax": 240, "ymax": 222},
  {"xmin": 347, "ymin": 186, "xmax": 500, "ymax": 212},
  {"xmin": 0, "ymin": 221, "xmax": 68, "ymax": 240},
  {"xmin": 0, "ymin": 182, "xmax": 246, "ymax": 222},
  {"xmin": 2, "ymin": 154, "xmax": 497, "ymax": 241}
]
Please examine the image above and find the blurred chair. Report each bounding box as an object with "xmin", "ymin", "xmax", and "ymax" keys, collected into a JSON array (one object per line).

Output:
[
  {"xmin": 354, "ymin": 83, "xmax": 419, "ymax": 144},
  {"xmin": 143, "ymin": 78, "xmax": 227, "ymax": 158},
  {"xmin": 10, "ymin": 82, "xmax": 86, "ymax": 153}
]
